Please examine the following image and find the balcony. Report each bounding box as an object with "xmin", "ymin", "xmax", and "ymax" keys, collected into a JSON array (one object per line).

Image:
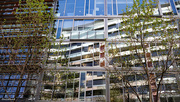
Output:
[{"xmin": 70, "ymin": 30, "xmax": 104, "ymax": 40}]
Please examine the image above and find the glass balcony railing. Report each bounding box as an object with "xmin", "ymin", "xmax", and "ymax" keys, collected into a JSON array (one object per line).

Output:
[{"xmin": 70, "ymin": 30, "xmax": 104, "ymax": 39}]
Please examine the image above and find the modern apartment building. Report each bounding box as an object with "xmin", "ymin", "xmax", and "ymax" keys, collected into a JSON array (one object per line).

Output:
[{"xmin": 1, "ymin": 0, "xmax": 180, "ymax": 102}]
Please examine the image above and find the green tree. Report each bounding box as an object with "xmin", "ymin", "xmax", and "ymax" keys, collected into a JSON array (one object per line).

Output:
[
  {"xmin": 107, "ymin": 0, "xmax": 180, "ymax": 102},
  {"xmin": 0, "ymin": 0, "xmax": 54, "ymax": 101}
]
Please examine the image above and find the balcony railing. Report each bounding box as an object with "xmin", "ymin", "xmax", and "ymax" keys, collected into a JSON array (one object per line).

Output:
[{"xmin": 70, "ymin": 30, "xmax": 104, "ymax": 39}]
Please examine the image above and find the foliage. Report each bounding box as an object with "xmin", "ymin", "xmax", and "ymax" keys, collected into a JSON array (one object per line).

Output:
[
  {"xmin": 107, "ymin": 0, "xmax": 180, "ymax": 102},
  {"xmin": 0, "ymin": 0, "xmax": 54, "ymax": 101}
]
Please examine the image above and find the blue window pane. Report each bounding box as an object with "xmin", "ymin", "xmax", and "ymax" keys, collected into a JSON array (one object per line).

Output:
[
  {"xmin": 4, "ymin": 75, "xmax": 9, "ymax": 79},
  {"xmin": 75, "ymin": 8, "xmax": 84, "ymax": 16},
  {"xmin": 117, "ymin": 1, "xmax": 127, "ymax": 15},
  {"xmin": 0, "ymin": 87, "xmax": 5, "ymax": 93},
  {"xmin": 0, "ymin": 95, "xmax": 3, "ymax": 98},
  {"xmin": 113, "ymin": 0, "xmax": 117, "ymax": 15},
  {"xmin": 170, "ymin": 0, "xmax": 178, "ymax": 15},
  {"xmin": 5, "ymin": 94, "xmax": 15, "ymax": 98},
  {"xmin": 56, "ymin": 20, "xmax": 62, "ymax": 39},
  {"xmin": 20, "ymin": 87, "xmax": 25, "ymax": 92},
  {"xmin": 11, "ymin": 87, "xmax": 17, "ymax": 92},
  {"xmin": 23, "ymin": 75, "xmax": 28, "ymax": 79},
  {"xmin": 0, "ymin": 81, "xmax": 8, "ymax": 86},
  {"xmin": 67, "ymin": 0, "xmax": 75, "ymax": 3},
  {"xmin": 10, "ymin": 75, "xmax": 16, "ymax": 79},
  {"xmin": 58, "ymin": 0, "xmax": 66, "ymax": 16},
  {"xmin": 85, "ymin": 0, "xmax": 89, "ymax": 15},
  {"xmin": 80, "ymin": 72, "xmax": 86, "ymax": 87},
  {"xmin": 65, "ymin": 3, "xmax": 75, "ymax": 16},
  {"xmin": 22, "ymin": 81, "xmax": 26, "ymax": 86},
  {"xmin": 107, "ymin": 0, "xmax": 112, "ymax": 15},
  {"xmin": 90, "ymin": 0, "xmax": 95, "ymax": 15},
  {"xmin": 75, "ymin": 0, "xmax": 85, "ymax": 16},
  {"xmin": 96, "ymin": 0, "xmax": 104, "ymax": 15}
]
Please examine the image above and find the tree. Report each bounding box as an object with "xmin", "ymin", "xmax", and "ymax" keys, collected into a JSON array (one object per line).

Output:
[
  {"xmin": 106, "ymin": 0, "xmax": 180, "ymax": 102},
  {"xmin": 0, "ymin": 0, "xmax": 54, "ymax": 101}
]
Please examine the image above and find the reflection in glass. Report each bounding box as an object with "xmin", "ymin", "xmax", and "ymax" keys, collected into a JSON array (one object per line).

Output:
[{"xmin": 62, "ymin": 20, "xmax": 73, "ymax": 39}]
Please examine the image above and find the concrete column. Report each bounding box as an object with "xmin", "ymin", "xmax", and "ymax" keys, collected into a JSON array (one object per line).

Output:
[{"xmin": 106, "ymin": 72, "xmax": 110, "ymax": 102}]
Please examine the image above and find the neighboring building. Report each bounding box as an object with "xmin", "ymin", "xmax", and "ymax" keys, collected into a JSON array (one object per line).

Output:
[
  {"xmin": 0, "ymin": 0, "xmax": 54, "ymax": 101},
  {"xmin": 1, "ymin": 0, "xmax": 180, "ymax": 102}
]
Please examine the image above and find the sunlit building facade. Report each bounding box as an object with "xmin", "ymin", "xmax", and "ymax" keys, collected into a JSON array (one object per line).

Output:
[
  {"xmin": 40, "ymin": 0, "xmax": 180, "ymax": 102},
  {"xmin": 1, "ymin": 0, "xmax": 180, "ymax": 102}
]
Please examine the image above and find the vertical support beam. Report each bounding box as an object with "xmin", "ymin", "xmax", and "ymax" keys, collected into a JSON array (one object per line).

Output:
[
  {"xmin": 105, "ymin": 71, "xmax": 110, "ymax": 102},
  {"xmin": 104, "ymin": 0, "xmax": 107, "ymax": 16},
  {"xmin": 92, "ymin": 71, "xmax": 94, "ymax": 101},
  {"xmin": 156, "ymin": 0, "xmax": 163, "ymax": 15},
  {"xmin": 78, "ymin": 72, "xmax": 81, "ymax": 102},
  {"xmin": 84, "ymin": 71, "xmax": 87, "ymax": 101},
  {"xmin": 104, "ymin": 0, "xmax": 108, "ymax": 39},
  {"xmin": 104, "ymin": 18, "xmax": 108, "ymax": 39}
]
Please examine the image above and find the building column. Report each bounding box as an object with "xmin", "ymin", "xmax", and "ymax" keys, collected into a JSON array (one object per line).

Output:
[{"xmin": 106, "ymin": 71, "xmax": 110, "ymax": 102}]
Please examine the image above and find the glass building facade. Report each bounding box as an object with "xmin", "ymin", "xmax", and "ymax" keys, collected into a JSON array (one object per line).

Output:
[
  {"xmin": 1, "ymin": 0, "xmax": 180, "ymax": 102},
  {"xmin": 42, "ymin": 0, "xmax": 180, "ymax": 102}
]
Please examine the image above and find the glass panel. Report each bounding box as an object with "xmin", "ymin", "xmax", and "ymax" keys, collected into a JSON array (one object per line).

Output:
[
  {"xmin": 71, "ymin": 19, "xmax": 104, "ymax": 39},
  {"xmin": 96, "ymin": 0, "xmax": 104, "ymax": 15},
  {"xmin": 80, "ymin": 72, "xmax": 86, "ymax": 101},
  {"xmin": 159, "ymin": 0, "xmax": 173, "ymax": 15},
  {"xmin": 73, "ymin": 19, "xmax": 84, "ymax": 31},
  {"xmin": 65, "ymin": 0, "xmax": 75, "ymax": 16},
  {"xmin": 107, "ymin": 0, "xmax": 113, "ymax": 15},
  {"xmin": 170, "ymin": 0, "xmax": 178, "ymax": 15},
  {"xmin": 96, "ymin": 30, "xmax": 104, "ymax": 39},
  {"xmin": 113, "ymin": 0, "xmax": 117, "ymax": 15},
  {"xmin": 88, "ymin": 31, "xmax": 95, "ymax": 39},
  {"xmin": 75, "ymin": 0, "xmax": 85, "ymax": 16},
  {"xmin": 174, "ymin": 0, "xmax": 180, "ymax": 13},
  {"xmin": 71, "ymin": 31, "xmax": 79, "ymax": 39},
  {"xmin": 41, "ymin": 72, "xmax": 54, "ymax": 100},
  {"xmin": 89, "ymin": 0, "xmax": 95, "ymax": 15},
  {"xmin": 108, "ymin": 19, "xmax": 120, "ymax": 38},
  {"xmin": 86, "ymin": 71, "xmax": 93, "ymax": 101},
  {"xmin": 93, "ymin": 71, "xmax": 106, "ymax": 101},
  {"xmin": 57, "ymin": 0, "xmax": 66, "ymax": 16},
  {"xmin": 117, "ymin": 0, "xmax": 127, "ymax": 15},
  {"xmin": 69, "ymin": 43, "xmax": 81, "ymax": 67},
  {"xmin": 62, "ymin": 20, "xmax": 73, "ymax": 39},
  {"xmin": 56, "ymin": 20, "xmax": 62, "ymax": 39},
  {"xmin": 85, "ymin": 0, "xmax": 89, "ymax": 15},
  {"xmin": 81, "ymin": 43, "xmax": 94, "ymax": 67}
]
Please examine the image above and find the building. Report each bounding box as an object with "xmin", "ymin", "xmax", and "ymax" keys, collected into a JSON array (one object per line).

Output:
[
  {"xmin": 0, "ymin": 0, "xmax": 54, "ymax": 101},
  {"xmin": 1, "ymin": 0, "xmax": 180, "ymax": 102}
]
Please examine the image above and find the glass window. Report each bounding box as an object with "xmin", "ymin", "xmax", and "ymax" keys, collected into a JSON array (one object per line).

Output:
[
  {"xmin": 107, "ymin": 0, "xmax": 113, "ymax": 15},
  {"xmin": 62, "ymin": 20, "xmax": 73, "ymax": 39},
  {"xmin": 90, "ymin": 0, "xmax": 95, "ymax": 15},
  {"xmin": 96, "ymin": 0, "xmax": 104, "ymax": 15},
  {"xmin": 113, "ymin": 0, "xmax": 117, "ymax": 15},
  {"xmin": 117, "ymin": 0, "xmax": 127, "ymax": 15},
  {"xmin": 169, "ymin": 0, "xmax": 178, "ymax": 15},
  {"xmin": 56, "ymin": 20, "xmax": 62, "ymax": 39},
  {"xmin": 65, "ymin": 0, "xmax": 75, "ymax": 16},
  {"xmin": 159, "ymin": 0, "xmax": 173, "ymax": 15},
  {"xmin": 75, "ymin": 0, "xmax": 85, "ymax": 16},
  {"xmin": 58, "ymin": 0, "xmax": 66, "ymax": 16}
]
